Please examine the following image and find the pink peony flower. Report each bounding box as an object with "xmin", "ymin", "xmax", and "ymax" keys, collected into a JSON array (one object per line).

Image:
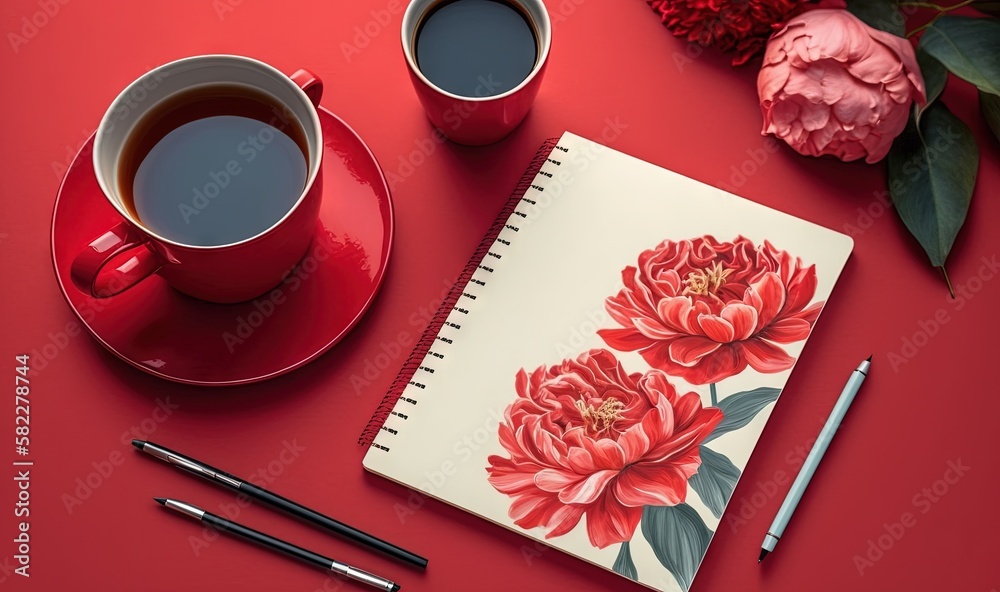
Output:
[
  {"xmin": 757, "ymin": 9, "xmax": 926, "ymax": 163},
  {"xmin": 599, "ymin": 236, "xmax": 822, "ymax": 385},
  {"xmin": 486, "ymin": 349, "xmax": 722, "ymax": 548}
]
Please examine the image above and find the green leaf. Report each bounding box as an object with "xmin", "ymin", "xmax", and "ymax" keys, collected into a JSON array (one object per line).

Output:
[
  {"xmin": 887, "ymin": 103, "xmax": 978, "ymax": 268},
  {"xmin": 848, "ymin": 0, "xmax": 906, "ymax": 36},
  {"xmin": 916, "ymin": 48, "xmax": 948, "ymax": 124},
  {"xmin": 981, "ymin": 91, "xmax": 1000, "ymax": 144},
  {"xmin": 703, "ymin": 387, "xmax": 780, "ymax": 443},
  {"xmin": 972, "ymin": 0, "xmax": 1000, "ymax": 17},
  {"xmin": 688, "ymin": 447, "xmax": 741, "ymax": 519},
  {"xmin": 613, "ymin": 541, "xmax": 638, "ymax": 581},
  {"xmin": 641, "ymin": 504, "xmax": 713, "ymax": 591},
  {"xmin": 919, "ymin": 16, "xmax": 1000, "ymax": 96}
]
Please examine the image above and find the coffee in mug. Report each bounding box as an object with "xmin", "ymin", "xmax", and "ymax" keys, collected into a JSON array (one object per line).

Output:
[
  {"xmin": 414, "ymin": 0, "xmax": 538, "ymax": 98},
  {"xmin": 118, "ymin": 85, "xmax": 310, "ymax": 247},
  {"xmin": 401, "ymin": 0, "xmax": 552, "ymax": 145},
  {"xmin": 75, "ymin": 55, "xmax": 325, "ymax": 304}
]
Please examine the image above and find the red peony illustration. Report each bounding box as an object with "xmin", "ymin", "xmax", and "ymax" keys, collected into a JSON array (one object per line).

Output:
[
  {"xmin": 598, "ymin": 236, "xmax": 822, "ymax": 385},
  {"xmin": 486, "ymin": 349, "xmax": 722, "ymax": 549}
]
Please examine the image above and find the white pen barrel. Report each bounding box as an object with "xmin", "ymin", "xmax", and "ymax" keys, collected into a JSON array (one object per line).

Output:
[{"xmin": 767, "ymin": 364, "xmax": 868, "ymax": 540}]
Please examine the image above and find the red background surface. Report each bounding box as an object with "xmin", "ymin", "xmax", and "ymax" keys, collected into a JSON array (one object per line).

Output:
[{"xmin": 1, "ymin": 1, "xmax": 998, "ymax": 591}]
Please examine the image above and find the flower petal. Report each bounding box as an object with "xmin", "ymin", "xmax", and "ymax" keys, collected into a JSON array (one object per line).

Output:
[
  {"xmin": 722, "ymin": 303, "xmax": 759, "ymax": 341},
  {"xmin": 697, "ymin": 314, "xmax": 736, "ymax": 343},
  {"xmin": 614, "ymin": 464, "xmax": 689, "ymax": 507},
  {"xmin": 668, "ymin": 336, "xmax": 721, "ymax": 366},
  {"xmin": 680, "ymin": 344, "xmax": 745, "ymax": 385},
  {"xmin": 585, "ymin": 496, "xmax": 643, "ymax": 548},
  {"xmin": 597, "ymin": 327, "xmax": 650, "ymax": 352},
  {"xmin": 635, "ymin": 316, "xmax": 679, "ymax": 340},
  {"xmin": 747, "ymin": 272, "xmax": 786, "ymax": 329},
  {"xmin": 558, "ymin": 469, "xmax": 620, "ymax": 505},
  {"xmin": 544, "ymin": 504, "xmax": 586, "ymax": 538},
  {"xmin": 740, "ymin": 339, "xmax": 796, "ymax": 373},
  {"xmin": 759, "ymin": 317, "xmax": 812, "ymax": 343}
]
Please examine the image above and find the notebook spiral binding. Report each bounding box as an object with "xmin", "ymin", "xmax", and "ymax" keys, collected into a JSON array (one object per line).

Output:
[{"xmin": 358, "ymin": 138, "xmax": 560, "ymax": 448}]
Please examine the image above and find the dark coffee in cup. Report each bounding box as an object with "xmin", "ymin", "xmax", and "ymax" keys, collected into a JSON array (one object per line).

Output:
[
  {"xmin": 415, "ymin": 0, "xmax": 538, "ymax": 98},
  {"xmin": 118, "ymin": 84, "xmax": 309, "ymax": 247}
]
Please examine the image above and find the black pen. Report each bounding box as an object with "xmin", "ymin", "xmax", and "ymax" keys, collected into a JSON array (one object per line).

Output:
[
  {"xmin": 134, "ymin": 440, "xmax": 427, "ymax": 568},
  {"xmin": 155, "ymin": 498, "xmax": 400, "ymax": 591}
]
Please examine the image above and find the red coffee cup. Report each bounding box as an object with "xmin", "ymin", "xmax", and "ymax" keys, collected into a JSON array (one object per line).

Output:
[
  {"xmin": 400, "ymin": 0, "xmax": 552, "ymax": 146},
  {"xmin": 73, "ymin": 55, "xmax": 325, "ymax": 304}
]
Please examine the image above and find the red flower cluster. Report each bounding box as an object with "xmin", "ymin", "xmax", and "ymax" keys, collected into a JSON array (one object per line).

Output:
[
  {"xmin": 646, "ymin": 0, "xmax": 841, "ymax": 65},
  {"xmin": 598, "ymin": 236, "xmax": 822, "ymax": 385},
  {"xmin": 486, "ymin": 349, "xmax": 722, "ymax": 548}
]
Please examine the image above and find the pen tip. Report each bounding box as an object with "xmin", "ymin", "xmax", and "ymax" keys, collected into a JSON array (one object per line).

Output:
[
  {"xmin": 866, "ymin": 355, "xmax": 872, "ymax": 362},
  {"xmin": 391, "ymin": 585, "xmax": 400, "ymax": 592},
  {"xmin": 131, "ymin": 439, "xmax": 145, "ymax": 450},
  {"xmin": 154, "ymin": 497, "xmax": 167, "ymax": 505},
  {"xmin": 758, "ymin": 549, "xmax": 769, "ymax": 563}
]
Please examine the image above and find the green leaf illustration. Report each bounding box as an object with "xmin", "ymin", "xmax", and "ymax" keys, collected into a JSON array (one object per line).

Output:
[
  {"xmin": 613, "ymin": 541, "xmax": 638, "ymax": 581},
  {"xmin": 703, "ymin": 387, "xmax": 780, "ymax": 443},
  {"xmin": 847, "ymin": 0, "xmax": 905, "ymax": 36},
  {"xmin": 981, "ymin": 91, "xmax": 1000, "ymax": 144},
  {"xmin": 688, "ymin": 446, "xmax": 741, "ymax": 518},
  {"xmin": 916, "ymin": 48, "xmax": 948, "ymax": 124},
  {"xmin": 887, "ymin": 103, "xmax": 978, "ymax": 271},
  {"xmin": 919, "ymin": 17, "xmax": 1000, "ymax": 96},
  {"xmin": 641, "ymin": 504, "xmax": 713, "ymax": 592}
]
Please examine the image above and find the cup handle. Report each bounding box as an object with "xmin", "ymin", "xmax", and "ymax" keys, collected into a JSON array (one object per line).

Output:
[
  {"xmin": 290, "ymin": 69, "xmax": 323, "ymax": 108},
  {"xmin": 70, "ymin": 222, "xmax": 163, "ymax": 298}
]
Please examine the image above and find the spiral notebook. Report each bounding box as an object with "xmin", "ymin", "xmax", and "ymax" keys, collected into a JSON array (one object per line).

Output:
[{"xmin": 361, "ymin": 132, "xmax": 853, "ymax": 592}]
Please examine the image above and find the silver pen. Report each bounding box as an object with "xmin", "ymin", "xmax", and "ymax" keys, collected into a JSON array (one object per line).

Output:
[
  {"xmin": 759, "ymin": 355, "xmax": 872, "ymax": 563},
  {"xmin": 155, "ymin": 498, "xmax": 400, "ymax": 591}
]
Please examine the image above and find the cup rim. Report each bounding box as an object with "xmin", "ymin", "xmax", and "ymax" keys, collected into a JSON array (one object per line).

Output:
[
  {"xmin": 400, "ymin": 0, "xmax": 552, "ymax": 103},
  {"xmin": 92, "ymin": 54, "xmax": 323, "ymax": 251}
]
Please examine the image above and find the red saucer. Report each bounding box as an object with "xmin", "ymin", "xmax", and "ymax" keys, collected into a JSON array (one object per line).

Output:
[{"xmin": 51, "ymin": 108, "xmax": 394, "ymax": 386}]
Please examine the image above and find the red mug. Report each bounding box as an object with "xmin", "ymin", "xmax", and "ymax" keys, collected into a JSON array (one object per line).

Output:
[
  {"xmin": 400, "ymin": 0, "xmax": 552, "ymax": 146},
  {"xmin": 73, "ymin": 55, "xmax": 325, "ymax": 304}
]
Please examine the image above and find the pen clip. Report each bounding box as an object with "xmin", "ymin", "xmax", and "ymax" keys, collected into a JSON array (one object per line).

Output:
[{"xmin": 167, "ymin": 454, "xmax": 242, "ymax": 488}]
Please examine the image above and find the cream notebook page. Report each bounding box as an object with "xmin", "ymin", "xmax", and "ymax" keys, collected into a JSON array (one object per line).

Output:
[{"xmin": 363, "ymin": 131, "xmax": 853, "ymax": 592}]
